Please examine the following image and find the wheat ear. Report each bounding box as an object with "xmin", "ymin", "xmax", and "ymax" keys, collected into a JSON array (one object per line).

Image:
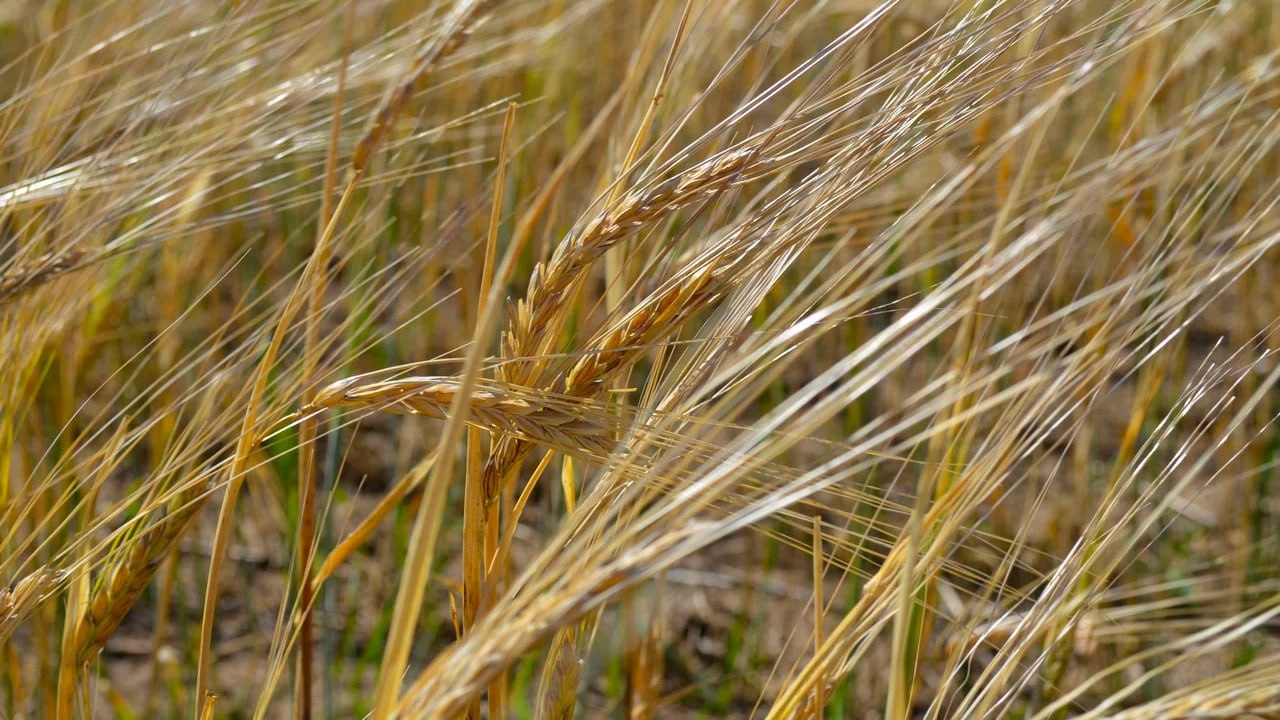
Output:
[
  {"xmin": 311, "ymin": 376, "xmax": 621, "ymax": 458},
  {"xmin": 0, "ymin": 248, "xmax": 89, "ymax": 306},
  {"xmin": 0, "ymin": 568, "xmax": 65, "ymax": 645},
  {"xmin": 350, "ymin": 0, "xmax": 501, "ymax": 175},
  {"xmin": 489, "ymin": 141, "xmax": 778, "ymax": 503},
  {"xmin": 483, "ymin": 260, "xmax": 729, "ymax": 501},
  {"xmin": 500, "ymin": 141, "xmax": 770, "ymax": 388},
  {"xmin": 70, "ymin": 485, "xmax": 205, "ymax": 664}
]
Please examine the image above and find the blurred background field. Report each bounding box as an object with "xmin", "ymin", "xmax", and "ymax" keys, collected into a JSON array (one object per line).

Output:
[{"xmin": 0, "ymin": 0, "xmax": 1277, "ymax": 717}]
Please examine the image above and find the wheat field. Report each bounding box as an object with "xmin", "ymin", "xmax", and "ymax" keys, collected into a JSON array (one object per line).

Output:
[{"xmin": 0, "ymin": 0, "xmax": 1277, "ymax": 717}]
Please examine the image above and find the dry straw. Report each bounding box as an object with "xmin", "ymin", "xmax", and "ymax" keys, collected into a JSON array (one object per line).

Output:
[{"xmin": 6, "ymin": 0, "xmax": 1280, "ymax": 717}]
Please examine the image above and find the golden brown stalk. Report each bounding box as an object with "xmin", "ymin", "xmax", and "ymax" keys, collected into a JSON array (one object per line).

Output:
[
  {"xmin": 311, "ymin": 377, "xmax": 620, "ymax": 459},
  {"xmin": 463, "ymin": 100, "xmax": 516, "ymax": 720},
  {"xmin": 812, "ymin": 513, "xmax": 826, "ymax": 719},
  {"xmin": 296, "ymin": 7, "xmax": 354, "ymax": 716}
]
